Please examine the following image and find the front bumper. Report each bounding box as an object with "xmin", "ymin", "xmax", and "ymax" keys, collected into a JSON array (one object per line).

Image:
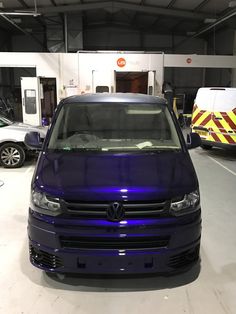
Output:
[
  {"xmin": 201, "ymin": 139, "xmax": 236, "ymax": 149},
  {"xmin": 192, "ymin": 127, "xmax": 236, "ymax": 149},
  {"xmin": 28, "ymin": 210, "xmax": 201, "ymax": 275}
]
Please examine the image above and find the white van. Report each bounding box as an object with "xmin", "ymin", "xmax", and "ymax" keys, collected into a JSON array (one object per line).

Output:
[{"xmin": 191, "ymin": 87, "xmax": 236, "ymax": 149}]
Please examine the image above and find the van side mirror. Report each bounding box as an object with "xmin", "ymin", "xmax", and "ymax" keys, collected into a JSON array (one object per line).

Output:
[
  {"xmin": 186, "ymin": 133, "xmax": 201, "ymax": 149},
  {"xmin": 24, "ymin": 131, "xmax": 43, "ymax": 150}
]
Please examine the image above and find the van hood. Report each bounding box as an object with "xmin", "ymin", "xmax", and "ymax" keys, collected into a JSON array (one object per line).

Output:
[{"xmin": 34, "ymin": 151, "xmax": 198, "ymax": 202}]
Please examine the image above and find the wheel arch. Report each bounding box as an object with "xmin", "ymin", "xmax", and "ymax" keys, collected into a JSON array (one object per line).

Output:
[{"xmin": 0, "ymin": 140, "xmax": 27, "ymax": 150}]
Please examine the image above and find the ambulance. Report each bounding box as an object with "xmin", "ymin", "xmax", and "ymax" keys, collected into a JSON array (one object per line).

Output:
[{"xmin": 191, "ymin": 87, "xmax": 236, "ymax": 149}]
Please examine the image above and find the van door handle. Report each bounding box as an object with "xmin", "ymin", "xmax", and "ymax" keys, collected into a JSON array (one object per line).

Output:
[{"xmin": 214, "ymin": 116, "xmax": 222, "ymax": 120}]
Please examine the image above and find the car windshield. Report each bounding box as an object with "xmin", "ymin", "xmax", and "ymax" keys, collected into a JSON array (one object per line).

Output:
[
  {"xmin": 47, "ymin": 102, "xmax": 181, "ymax": 151},
  {"xmin": 0, "ymin": 116, "xmax": 13, "ymax": 127}
]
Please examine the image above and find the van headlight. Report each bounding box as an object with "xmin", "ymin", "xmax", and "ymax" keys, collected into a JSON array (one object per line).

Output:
[
  {"xmin": 170, "ymin": 190, "xmax": 200, "ymax": 216},
  {"xmin": 31, "ymin": 190, "xmax": 61, "ymax": 216}
]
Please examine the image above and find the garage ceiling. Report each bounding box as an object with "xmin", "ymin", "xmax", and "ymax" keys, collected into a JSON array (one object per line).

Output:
[{"xmin": 0, "ymin": 0, "xmax": 236, "ymax": 50}]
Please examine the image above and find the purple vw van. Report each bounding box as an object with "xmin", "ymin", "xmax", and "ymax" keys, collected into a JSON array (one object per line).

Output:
[{"xmin": 25, "ymin": 93, "xmax": 201, "ymax": 275}]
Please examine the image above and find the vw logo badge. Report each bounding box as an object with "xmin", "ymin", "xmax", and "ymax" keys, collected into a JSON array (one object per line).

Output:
[{"xmin": 107, "ymin": 202, "xmax": 125, "ymax": 222}]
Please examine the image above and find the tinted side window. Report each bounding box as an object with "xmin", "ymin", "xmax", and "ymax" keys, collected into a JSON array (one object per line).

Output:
[{"xmin": 96, "ymin": 86, "xmax": 109, "ymax": 93}]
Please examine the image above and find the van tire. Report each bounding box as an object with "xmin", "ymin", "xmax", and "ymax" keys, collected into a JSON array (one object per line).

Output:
[
  {"xmin": 0, "ymin": 143, "xmax": 26, "ymax": 168},
  {"xmin": 201, "ymin": 144, "xmax": 212, "ymax": 150}
]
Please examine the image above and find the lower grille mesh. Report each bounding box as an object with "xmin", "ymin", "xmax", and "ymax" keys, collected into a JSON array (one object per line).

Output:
[
  {"xmin": 60, "ymin": 236, "xmax": 170, "ymax": 249},
  {"xmin": 168, "ymin": 245, "xmax": 200, "ymax": 269},
  {"xmin": 30, "ymin": 245, "xmax": 63, "ymax": 269}
]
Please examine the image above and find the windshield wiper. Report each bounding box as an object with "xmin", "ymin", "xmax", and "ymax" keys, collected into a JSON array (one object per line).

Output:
[
  {"xmin": 144, "ymin": 147, "xmax": 181, "ymax": 152},
  {"xmin": 64, "ymin": 147, "xmax": 102, "ymax": 151}
]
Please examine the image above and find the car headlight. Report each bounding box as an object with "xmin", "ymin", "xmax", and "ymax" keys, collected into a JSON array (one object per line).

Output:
[
  {"xmin": 31, "ymin": 190, "xmax": 61, "ymax": 216},
  {"xmin": 170, "ymin": 190, "xmax": 200, "ymax": 216}
]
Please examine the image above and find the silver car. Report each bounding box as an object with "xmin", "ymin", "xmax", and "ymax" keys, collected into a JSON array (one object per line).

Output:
[{"xmin": 0, "ymin": 115, "xmax": 47, "ymax": 168}]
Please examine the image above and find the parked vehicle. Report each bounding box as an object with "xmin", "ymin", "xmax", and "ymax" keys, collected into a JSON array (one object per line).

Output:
[
  {"xmin": 0, "ymin": 115, "xmax": 47, "ymax": 168},
  {"xmin": 191, "ymin": 87, "xmax": 236, "ymax": 149},
  {"xmin": 25, "ymin": 93, "xmax": 202, "ymax": 275}
]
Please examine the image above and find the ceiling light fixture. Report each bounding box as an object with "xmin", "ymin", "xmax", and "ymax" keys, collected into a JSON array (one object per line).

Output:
[
  {"xmin": 186, "ymin": 31, "xmax": 196, "ymax": 36},
  {"xmin": 0, "ymin": 12, "xmax": 40, "ymax": 16},
  {"xmin": 12, "ymin": 18, "xmax": 22, "ymax": 23},
  {"xmin": 204, "ymin": 18, "xmax": 217, "ymax": 23},
  {"xmin": 0, "ymin": 0, "xmax": 40, "ymax": 16},
  {"xmin": 229, "ymin": 1, "xmax": 236, "ymax": 7}
]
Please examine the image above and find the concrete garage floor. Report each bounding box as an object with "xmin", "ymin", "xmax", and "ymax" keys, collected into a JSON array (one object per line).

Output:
[{"xmin": 0, "ymin": 148, "xmax": 236, "ymax": 314}]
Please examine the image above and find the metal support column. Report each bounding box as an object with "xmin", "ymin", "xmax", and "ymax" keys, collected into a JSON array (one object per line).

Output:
[
  {"xmin": 231, "ymin": 30, "xmax": 236, "ymax": 87},
  {"xmin": 64, "ymin": 13, "xmax": 68, "ymax": 53}
]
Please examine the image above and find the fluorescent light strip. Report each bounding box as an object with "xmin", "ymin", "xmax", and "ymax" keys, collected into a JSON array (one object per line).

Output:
[{"xmin": 0, "ymin": 12, "xmax": 40, "ymax": 16}]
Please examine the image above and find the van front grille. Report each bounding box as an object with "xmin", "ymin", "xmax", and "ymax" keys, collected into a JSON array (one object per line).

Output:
[
  {"xmin": 60, "ymin": 236, "xmax": 170, "ymax": 250},
  {"xmin": 61, "ymin": 200, "xmax": 170, "ymax": 219}
]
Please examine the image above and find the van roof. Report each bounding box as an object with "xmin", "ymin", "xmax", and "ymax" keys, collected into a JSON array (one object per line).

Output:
[{"xmin": 62, "ymin": 93, "xmax": 167, "ymax": 105}]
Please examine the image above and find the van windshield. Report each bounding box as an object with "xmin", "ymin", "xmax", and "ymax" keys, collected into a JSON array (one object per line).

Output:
[{"xmin": 48, "ymin": 102, "xmax": 181, "ymax": 151}]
